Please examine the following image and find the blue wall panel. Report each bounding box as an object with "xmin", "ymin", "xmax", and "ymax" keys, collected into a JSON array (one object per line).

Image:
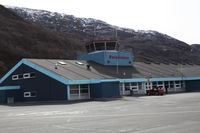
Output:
[
  {"xmin": 0, "ymin": 90, "xmax": 22, "ymax": 103},
  {"xmin": 90, "ymin": 82, "xmax": 120, "ymax": 98},
  {"xmin": 1, "ymin": 64, "xmax": 68, "ymax": 102},
  {"xmin": 78, "ymin": 52, "xmax": 105, "ymax": 65},
  {"xmin": 78, "ymin": 51, "xmax": 133, "ymax": 66},
  {"xmin": 90, "ymin": 83, "xmax": 102, "ymax": 98},
  {"xmin": 185, "ymin": 80, "xmax": 200, "ymax": 91},
  {"xmin": 0, "ymin": 91, "xmax": 5, "ymax": 103},
  {"xmin": 101, "ymin": 82, "xmax": 120, "ymax": 98}
]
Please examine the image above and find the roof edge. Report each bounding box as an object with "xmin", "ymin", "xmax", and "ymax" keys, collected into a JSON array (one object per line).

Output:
[
  {"xmin": 68, "ymin": 76, "xmax": 200, "ymax": 84},
  {"xmin": 0, "ymin": 59, "xmax": 24, "ymax": 84},
  {"xmin": 0, "ymin": 59, "xmax": 69, "ymax": 85}
]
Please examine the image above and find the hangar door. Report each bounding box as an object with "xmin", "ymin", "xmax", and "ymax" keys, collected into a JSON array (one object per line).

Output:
[
  {"xmin": 69, "ymin": 84, "xmax": 90, "ymax": 100},
  {"xmin": 90, "ymin": 81, "xmax": 120, "ymax": 98}
]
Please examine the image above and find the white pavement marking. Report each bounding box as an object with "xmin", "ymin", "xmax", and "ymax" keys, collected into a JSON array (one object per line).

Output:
[
  {"xmin": 2, "ymin": 110, "xmax": 200, "ymax": 120},
  {"xmin": 53, "ymin": 125, "xmax": 113, "ymax": 132}
]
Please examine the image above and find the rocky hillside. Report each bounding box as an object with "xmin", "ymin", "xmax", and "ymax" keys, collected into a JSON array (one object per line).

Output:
[
  {"xmin": 1, "ymin": 5, "xmax": 200, "ymax": 77},
  {"xmin": 191, "ymin": 44, "xmax": 200, "ymax": 52},
  {"xmin": 0, "ymin": 5, "xmax": 85, "ymax": 77},
  {"xmin": 8, "ymin": 6, "xmax": 200, "ymax": 64}
]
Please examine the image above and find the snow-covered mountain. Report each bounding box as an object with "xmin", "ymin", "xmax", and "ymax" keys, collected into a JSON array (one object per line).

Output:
[
  {"xmin": 7, "ymin": 6, "xmax": 200, "ymax": 64},
  {"xmin": 8, "ymin": 6, "xmax": 174, "ymax": 40}
]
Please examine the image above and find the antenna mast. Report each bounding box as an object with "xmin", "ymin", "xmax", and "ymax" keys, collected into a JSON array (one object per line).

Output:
[
  {"xmin": 115, "ymin": 28, "xmax": 119, "ymax": 74},
  {"xmin": 93, "ymin": 24, "xmax": 96, "ymax": 40}
]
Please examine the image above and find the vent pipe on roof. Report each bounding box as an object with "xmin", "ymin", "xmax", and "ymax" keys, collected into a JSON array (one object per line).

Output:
[
  {"xmin": 55, "ymin": 63, "xmax": 58, "ymax": 69},
  {"xmin": 87, "ymin": 64, "xmax": 91, "ymax": 70}
]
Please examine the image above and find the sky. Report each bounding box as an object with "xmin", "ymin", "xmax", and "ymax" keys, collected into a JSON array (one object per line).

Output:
[{"xmin": 0, "ymin": 0, "xmax": 200, "ymax": 44}]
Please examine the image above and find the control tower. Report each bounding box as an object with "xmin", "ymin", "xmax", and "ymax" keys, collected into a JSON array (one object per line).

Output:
[{"xmin": 77, "ymin": 40, "xmax": 133, "ymax": 66}]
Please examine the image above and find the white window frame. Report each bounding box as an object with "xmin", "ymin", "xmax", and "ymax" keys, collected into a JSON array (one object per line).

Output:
[
  {"xmin": 23, "ymin": 73, "xmax": 30, "ymax": 79},
  {"xmin": 24, "ymin": 91, "xmax": 37, "ymax": 97},
  {"xmin": 24, "ymin": 92, "xmax": 31, "ymax": 97},
  {"xmin": 12, "ymin": 75, "xmax": 19, "ymax": 80},
  {"xmin": 130, "ymin": 82, "xmax": 138, "ymax": 91}
]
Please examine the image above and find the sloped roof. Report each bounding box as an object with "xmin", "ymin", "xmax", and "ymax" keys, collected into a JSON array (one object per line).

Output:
[
  {"xmin": 27, "ymin": 59, "xmax": 200, "ymax": 81},
  {"xmin": 1, "ymin": 59, "xmax": 200, "ymax": 85}
]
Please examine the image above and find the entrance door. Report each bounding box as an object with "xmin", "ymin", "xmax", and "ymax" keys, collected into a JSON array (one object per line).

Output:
[{"xmin": 164, "ymin": 81, "xmax": 169, "ymax": 93}]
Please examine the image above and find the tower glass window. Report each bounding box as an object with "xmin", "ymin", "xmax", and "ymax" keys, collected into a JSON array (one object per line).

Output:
[{"xmin": 85, "ymin": 40, "xmax": 119, "ymax": 53}]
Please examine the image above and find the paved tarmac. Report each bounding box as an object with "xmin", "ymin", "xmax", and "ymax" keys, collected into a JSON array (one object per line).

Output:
[{"xmin": 0, "ymin": 92, "xmax": 200, "ymax": 133}]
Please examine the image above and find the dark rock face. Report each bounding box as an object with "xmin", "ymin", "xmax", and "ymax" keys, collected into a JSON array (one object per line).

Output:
[
  {"xmin": 0, "ymin": 5, "xmax": 84, "ymax": 77},
  {"xmin": 8, "ymin": 6, "xmax": 200, "ymax": 64},
  {"xmin": 191, "ymin": 44, "xmax": 200, "ymax": 51}
]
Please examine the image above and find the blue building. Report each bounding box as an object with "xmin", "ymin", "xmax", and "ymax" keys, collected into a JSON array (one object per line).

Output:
[{"xmin": 0, "ymin": 40, "xmax": 200, "ymax": 103}]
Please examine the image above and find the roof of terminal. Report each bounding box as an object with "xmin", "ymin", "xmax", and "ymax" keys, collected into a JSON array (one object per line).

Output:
[{"xmin": 26, "ymin": 59, "xmax": 200, "ymax": 81}]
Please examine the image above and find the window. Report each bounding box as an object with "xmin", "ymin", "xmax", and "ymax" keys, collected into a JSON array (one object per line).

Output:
[
  {"xmin": 23, "ymin": 73, "xmax": 30, "ymax": 79},
  {"xmin": 80, "ymin": 84, "xmax": 89, "ymax": 93},
  {"xmin": 70, "ymin": 89, "xmax": 79, "ymax": 94},
  {"xmin": 70, "ymin": 85, "xmax": 79, "ymax": 94},
  {"xmin": 30, "ymin": 72, "xmax": 36, "ymax": 78},
  {"xmin": 131, "ymin": 82, "xmax": 137, "ymax": 86},
  {"xmin": 75, "ymin": 61, "xmax": 84, "ymax": 65},
  {"xmin": 18, "ymin": 74, "xmax": 23, "ymax": 79},
  {"xmin": 152, "ymin": 82, "xmax": 157, "ymax": 87},
  {"xmin": 80, "ymin": 88, "xmax": 88, "ymax": 93},
  {"xmin": 131, "ymin": 86, "xmax": 138, "ymax": 90},
  {"xmin": 70, "ymin": 85, "xmax": 79, "ymax": 89},
  {"xmin": 170, "ymin": 81, "xmax": 174, "ymax": 88},
  {"xmin": 12, "ymin": 72, "xmax": 36, "ymax": 80},
  {"xmin": 31, "ymin": 91, "xmax": 37, "ymax": 97},
  {"xmin": 175, "ymin": 81, "xmax": 181, "ymax": 88},
  {"xmin": 24, "ymin": 92, "xmax": 30, "ymax": 97},
  {"xmin": 138, "ymin": 82, "xmax": 142, "ymax": 90},
  {"xmin": 95, "ymin": 42, "xmax": 105, "ymax": 50},
  {"xmin": 58, "ymin": 61, "xmax": 66, "ymax": 65},
  {"xmin": 106, "ymin": 42, "xmax": 116, "ymax": 50},
  {"xmin": 125, "ymin": 83, "xmax": 130, "ymax": 91},
  {"xmin": 24, "ymin": 91, "xmax": 37, "ymax": 97},
  {"xmin": 12, "ymin": 75, "xmax": 18, "ymax": 80},
  {"xmin": 90, "ymin": 43, "xmax": 95, "ymax": 52},
  {"xmin": 80, "ymin": 84, "xmax": 89, "ymax": 89},
  {"xmin": 175, "ymin": 81, "xmax": 180, "ymax": 84}
]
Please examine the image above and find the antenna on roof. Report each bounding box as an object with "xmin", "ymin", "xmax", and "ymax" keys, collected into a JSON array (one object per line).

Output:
[
  {"xmin": 115, "ymin": 28, "xmax": 119, "ymax": 74},
  {"xmin": 115, "ymin": 29, "xmax": 118, "ymax": 40},
  {"xmin": 93, "ymin": 23, "xmax": 97, "ymax": 40}
]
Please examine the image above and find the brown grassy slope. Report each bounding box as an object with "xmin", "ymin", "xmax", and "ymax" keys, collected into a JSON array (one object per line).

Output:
[{"xmin": 0, "ymin": 5, "xmax": 85, "ymax": 78}]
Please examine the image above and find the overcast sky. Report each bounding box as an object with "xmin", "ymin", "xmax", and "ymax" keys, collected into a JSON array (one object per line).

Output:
[{"xmin": 0, "ymin": 0, "xmax": 200, "ymax": 44}]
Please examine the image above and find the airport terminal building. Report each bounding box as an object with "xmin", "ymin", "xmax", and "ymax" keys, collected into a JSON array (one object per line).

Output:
[{"xmin": 0, "ymin": 40, "xmax": 200, "ymax": 103}]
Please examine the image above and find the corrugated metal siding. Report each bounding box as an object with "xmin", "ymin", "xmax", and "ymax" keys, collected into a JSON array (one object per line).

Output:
[
  {"xmin": 0, "ymin": 91, "xmax": 5, "ymax": 103},
  {"xmin": 101, "ymin": 82, "xmax": 120, "ymax": 98},
  {"xmin": 0, "ymin": 90, "xmax": 22, "ymax": 103},
  {"xmin": 185, "ymin": 80, "xmax": 200, "ymax": 91},
  {"xmin": 90, "ymin": 82, "xmax": 120, "ymax": 98},
  {"xmin": 90, "ymin": 83, "xmax": 102, "ymax": 98},
  {"xmin": 1, "ymin": 64, "xmax": 67, "ymax": 102}
]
